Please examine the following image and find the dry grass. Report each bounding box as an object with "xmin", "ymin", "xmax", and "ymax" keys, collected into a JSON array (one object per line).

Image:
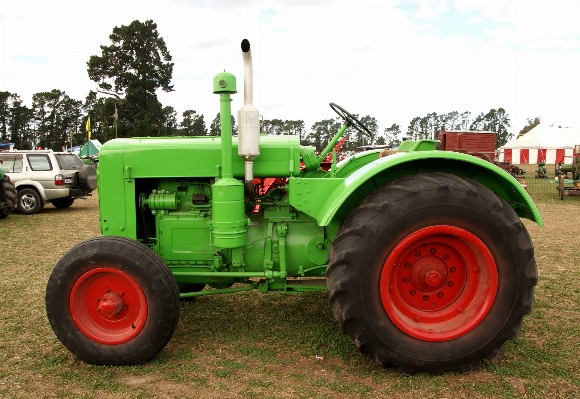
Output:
[{"xmin": 0, "ymin": 178, "xmax": 578, "ymax": 398}]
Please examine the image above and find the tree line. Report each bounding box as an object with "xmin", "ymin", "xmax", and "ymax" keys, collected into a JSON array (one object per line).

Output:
[{"xmin": 1, "ymin": 19, "xmax": 523, "ymax": 153}]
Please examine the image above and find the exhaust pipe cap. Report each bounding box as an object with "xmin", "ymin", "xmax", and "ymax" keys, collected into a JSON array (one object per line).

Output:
[{"xmin": 241, "ymin": 39, "xmax": 250, "ymax": 53}]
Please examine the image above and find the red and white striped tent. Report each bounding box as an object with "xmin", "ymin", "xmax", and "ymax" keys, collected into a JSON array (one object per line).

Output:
[{"xmin": 498, "ymin": 126, "xmax": 580, "ymax": 164}]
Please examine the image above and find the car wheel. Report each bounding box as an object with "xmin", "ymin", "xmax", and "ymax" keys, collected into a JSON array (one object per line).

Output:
[
  {"xmin": 17, "ymin": 188, "xmax": 44, "ymax": 215},
  {"xmin": 50, "ymin": 198, "xmax": 75, "ymax": 208}
]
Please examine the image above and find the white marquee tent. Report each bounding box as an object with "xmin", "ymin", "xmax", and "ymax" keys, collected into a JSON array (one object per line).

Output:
[{"xmin": 498, "ymin": 126, "xmax": 580, "ymax": 164}]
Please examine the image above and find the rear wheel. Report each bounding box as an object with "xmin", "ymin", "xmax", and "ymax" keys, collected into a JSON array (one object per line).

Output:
[
  {"xmin": 0, "ymin": 175, "xmax": 16, "ymax": 218},
  {"xmin": 17, "ymin": 188, "xmax": 44, "ymax": 214},
  {"xmin": 50, "ymin": 197, "xmax": 75, "ymax": 208},
  {"xmin": 45, "ymin": 236, "xmax": 180, "ymax": 365},
  {"xmin": 327, "ymin": 173, "xmax": 537, "ymax": 375}
]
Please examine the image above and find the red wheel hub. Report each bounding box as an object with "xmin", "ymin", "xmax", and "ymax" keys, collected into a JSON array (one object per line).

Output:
[
  {"xmin": 70, "ymin": 267, "xmax": 148, "ymax": 344},
  {"xmin": 379, "ymin": 226, "xmax": 498, "ymax": 341}
]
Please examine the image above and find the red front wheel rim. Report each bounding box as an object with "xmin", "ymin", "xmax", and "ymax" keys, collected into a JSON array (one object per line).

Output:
[
  {"xmin": 380, "ymin": 225, "xmax": 498, "ymax": 341},
  {"xmin": 70, "ymin": 267, "xmax": 148, "ymax": 344}
]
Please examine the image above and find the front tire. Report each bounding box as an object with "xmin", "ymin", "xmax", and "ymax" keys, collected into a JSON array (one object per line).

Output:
[
  {"xmin": 327, "ymin": 173, "xmax": 537, "ymax": 375},
  {"xmin": 45, "ymin": 236, "xmax": 180, "ymax": 365},
  {"xmin": 17, "ymin": 188, "xmax": 44, "ymax": 214}
]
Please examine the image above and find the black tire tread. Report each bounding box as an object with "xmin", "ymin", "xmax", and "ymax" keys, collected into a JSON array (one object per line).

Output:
[
  {"xmin": 45, "ymin": 236, "xmax": 180, "ymax": 365},
  {"xmin": 0, "ymin": 175, "xmax": 16, "ymax": 218},
  {"xmin": 327, "ymin": 172, "xmax": 537, "ymax": 375},
  {"xmin": 50, "ymin": 197, "xmax": 75, "ymax": 209}
]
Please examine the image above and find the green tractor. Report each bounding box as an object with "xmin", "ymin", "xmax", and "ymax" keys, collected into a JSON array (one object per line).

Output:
[
  {"xmin": 0, "ymin": 163, "xmax": 17, "ymax": 219},
  {"xmin": 46, "ymin": 40, "xmax": 541, "ymax": 375}
]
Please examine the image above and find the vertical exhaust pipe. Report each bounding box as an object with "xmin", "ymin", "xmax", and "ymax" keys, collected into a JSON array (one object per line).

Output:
[{"xmin": 237, "ymin": 39, "xmax": 260, "ymax": 196}]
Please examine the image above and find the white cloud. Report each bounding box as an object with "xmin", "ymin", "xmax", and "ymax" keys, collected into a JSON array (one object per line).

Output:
[{"xmin": 1, "ymin": 0, "xmax": 579, "ymax": 139}]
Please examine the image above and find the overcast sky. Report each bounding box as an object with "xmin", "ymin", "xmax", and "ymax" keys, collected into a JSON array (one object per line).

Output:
[{"xmin": 1, "ymin": 0, "xmax": 579, "ymax": 137}]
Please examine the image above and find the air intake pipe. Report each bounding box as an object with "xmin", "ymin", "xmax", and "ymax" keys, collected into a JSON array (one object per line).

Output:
[{"xmin": 237, "ymin": 39, "xmax": 260, "ymax": 197}]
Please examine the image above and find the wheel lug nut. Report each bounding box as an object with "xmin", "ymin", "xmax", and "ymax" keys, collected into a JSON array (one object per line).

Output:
[
  {"xmin": 430, "ymin": 248, "xmax": 436, "ymax": 254},
  {"xmin": 448, "ymin": 281, "xmax": 454, "ymax": 287},
  {"xmin": 450, "ymin": 267, "xmax": 456, "ymax": 273},
  {"xmin": 402, "ymin": 277, "xmax": 409, "ymax": 283},
  {"xmin": 404, "ymin": 262, "xmax": 411, "ymax": 269},
  {"xmin": 473, "ymin": 267, "xmax": 480, "ymax": 273},
  {"xmin": 437, "ymin": 292, "xmax": 443, "ymax": 298},
  {"xmin": 415, "ymin": 251, "xmax": 421, "ymax": 258},
  {"xmin": 443, "ymin": 254, "xmax": 449, "ymax": 260},
  {"xmin": 409, "ymin": 290, "xmax": 416, "ymax": 296},
  {"xmin": 422, "ymin": 295, "xmax": 429, "ymax": 301}
]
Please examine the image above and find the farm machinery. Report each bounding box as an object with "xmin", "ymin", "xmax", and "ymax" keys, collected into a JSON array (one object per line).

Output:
[
  {"xmin": 46, "ymin": 40, "xmax": 541, "ymax": 375},
  {"xmin": 535, "ymin": 162, "xmax": 548, "ymax": 179},
  {"xmin": 555, "ymin": 145, "xmax": 580, "ymax": 200},
  {"xmin": 0, "ymin": 163, "xmax": 16, "ymax": 218}
]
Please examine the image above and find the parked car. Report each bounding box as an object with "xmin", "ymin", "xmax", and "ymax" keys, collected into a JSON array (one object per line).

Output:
[{"xmin": 0, "ymin": 150, "xmax": 97, "ymax": 214}]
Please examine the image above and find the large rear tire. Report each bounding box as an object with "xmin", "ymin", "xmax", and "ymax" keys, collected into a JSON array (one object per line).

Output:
[
  {"xmin": 45, "ymin": 236, "xmax": 180, "ymax": 365},
  {"xmin": 0, "ymin": 175, "xmax": 16, "ymax": 218},
  {"xmin": 327, "ymin": 173, "xmax": 537, "ymax": 375}
]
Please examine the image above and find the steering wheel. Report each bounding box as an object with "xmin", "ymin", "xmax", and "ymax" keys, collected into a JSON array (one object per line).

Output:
[{"xmin": 329, "ymin": 102, "xmax": 372, "ymax": 138}]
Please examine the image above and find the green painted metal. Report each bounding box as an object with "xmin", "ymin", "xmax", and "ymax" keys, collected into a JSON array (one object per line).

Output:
[
  {"xmin": 290, "ymin": 149, "xmax": 543, "ymax": 227},
  {"xmin": 97, "ymin": 135, "xmax": 301, "ymax": 238},
  {"xmin": 211, "ymin": 71, "xmax": 248, "ymax": 248},
  {"xmin": 397, "ymin": 139, "xmax": 439, "ymax": 152},
  {"xmin": 98, "ymin": 136, "xmax": 300, "ymax": 179},
  {"xmin": 180, "ymin": 285, "xmax": 255, "ymax": 298},
  {"xmin": 315, "ymin": 124, "xmax": 348, "ymax": 168},
  {"xmin": 211, "ymin": 178, "xmax": 247, "ymax": 248},
  {"xmin": 94, "ymin": 64, "xmax": 542, "ymax": 297},
  {"xmin": 141, "ymin": 190, "xmax": 178, "ymax": 211}
]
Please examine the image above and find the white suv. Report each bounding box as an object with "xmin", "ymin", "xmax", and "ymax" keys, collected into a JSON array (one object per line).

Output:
[{"xmin": 0, "ymin": 150, "xmax": 97, "ymax": 215}]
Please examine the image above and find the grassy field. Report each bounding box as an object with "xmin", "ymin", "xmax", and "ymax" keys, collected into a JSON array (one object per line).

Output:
[{"xmin": 0, "ymin": 168, "xmax": 578, "ymax": 398}]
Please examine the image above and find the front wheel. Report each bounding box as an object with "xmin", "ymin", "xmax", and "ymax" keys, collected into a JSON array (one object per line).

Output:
[
  {"xmin": 17, "ymin": 188, "xmax": 44, "ymax": 214},
  {"xmin": 327, "ymin": 173, "xmax": 537, "ymax": 375},
  {"xmin": 45, "ymin": 236, "xmax": 180, "ymax": 365}
]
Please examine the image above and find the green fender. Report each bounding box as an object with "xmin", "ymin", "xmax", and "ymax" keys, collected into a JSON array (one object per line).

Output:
[{"xmin": 289, "ymin": 151, "xmax": 542, "ymax": 227}]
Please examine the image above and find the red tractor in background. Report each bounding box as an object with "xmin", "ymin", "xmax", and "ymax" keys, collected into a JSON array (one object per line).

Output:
[{"xmin": 439, "ymin": 130, "xmax": 527, "ymax": 190}]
